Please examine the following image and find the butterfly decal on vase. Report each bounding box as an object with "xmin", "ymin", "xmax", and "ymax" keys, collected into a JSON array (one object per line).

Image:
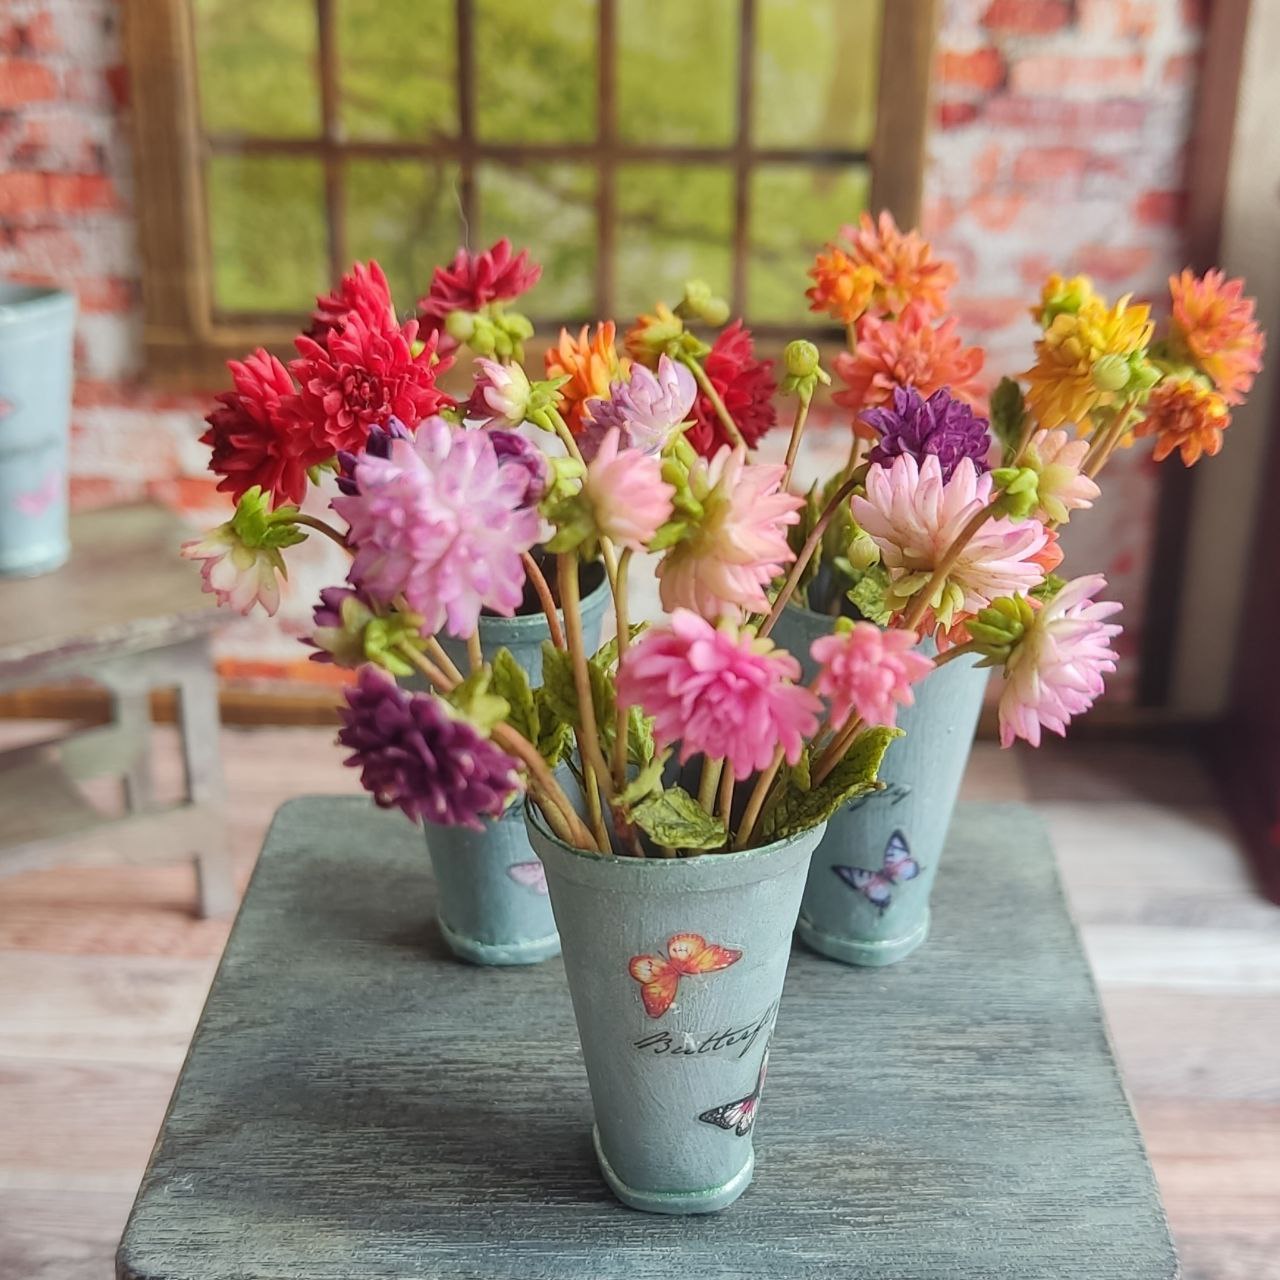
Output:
[
  {"xmin": 833, "ymin": 830, "xmax": 921, "ymax": 913},
  {"xmin": 15, "ymin": 468, "xmax": 61, "ymax": 517},
  {"xmin": 628, "ymin": 933, "xmax": 743, "ymax": 1019},
  {"xmin": 698, "ymin": 1042, "xmax": 769, "ymax": 1138},
  {"xmin": 506, "ymin": 860, "xmax": 548, "ymax": 895}
]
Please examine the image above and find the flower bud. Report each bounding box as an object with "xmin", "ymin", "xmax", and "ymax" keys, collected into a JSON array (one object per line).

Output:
[{"xmin": 967, "ymin": 595, "xmax": 1036, "ymax": 664}]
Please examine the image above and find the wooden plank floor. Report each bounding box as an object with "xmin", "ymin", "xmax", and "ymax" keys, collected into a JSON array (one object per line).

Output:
[{"xmin": 0, "ymin": 724, "xmax": 1276, "ymax": 1279}]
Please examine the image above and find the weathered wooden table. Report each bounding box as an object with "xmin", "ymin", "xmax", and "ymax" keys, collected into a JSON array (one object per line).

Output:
[
  {"xmin": 0, "ymin": 503, "xmax": 232, "ymax": 916},
  {"xmin": 117, "ymin": 798, "xmax": 1178, "ymax": 1279}
]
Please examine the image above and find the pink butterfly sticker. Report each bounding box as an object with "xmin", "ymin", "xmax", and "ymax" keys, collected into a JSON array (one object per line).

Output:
[
  {"xmin": 833, "ymin": 829, "xmax": 921, "ymax": 914},
  {"xmin": 698, "ymin": 1043, "xmax": 769, "ymax": 1138},
  {"xmin": 15, "ymin": 469, "xmax": 61, "ymax": 517},
  {"xmin": 507, "ymin": 861, "xmax": 548, "ymax": 895}
]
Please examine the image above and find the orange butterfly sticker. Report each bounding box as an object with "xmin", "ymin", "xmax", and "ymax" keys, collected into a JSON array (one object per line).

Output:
[{"xmin": 628, "ymin": 933, "xmax": 743, "ymax": 1018}]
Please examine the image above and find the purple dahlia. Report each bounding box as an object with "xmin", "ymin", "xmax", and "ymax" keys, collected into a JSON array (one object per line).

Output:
[{"xmin": 861, "ymin": 385, "xmax": 992, "ymax": 482}]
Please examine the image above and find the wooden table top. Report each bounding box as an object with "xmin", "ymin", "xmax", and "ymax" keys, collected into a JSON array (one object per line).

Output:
[
  {"xmin": 0, "ymin": 504, "xmax": 217, "ymax": 681},
  {"xmin": 117, "ymin": 798, "xmax": 1177, "ymax": 1280}
]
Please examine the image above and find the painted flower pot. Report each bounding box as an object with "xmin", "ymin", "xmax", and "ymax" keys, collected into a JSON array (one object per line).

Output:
[
  {"xmin": 422, "ymin": 568, "xmax": 610, "ymax": 965},
  {"xmin": 772, "ymin": 598, "xmax": 989, "ymax": 967},
  {"xmin": 0, "ymin": 284, "xmax": 76, "ymax": 577},
  {"xmin": 528, "ymin": 811, "xmax": 825, "ymax": 1214}
]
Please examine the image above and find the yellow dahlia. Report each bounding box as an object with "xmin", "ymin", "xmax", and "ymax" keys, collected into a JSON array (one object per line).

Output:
[
  {"xmin": 1023, "ymin": 294, "xmax": 1154, "ymax": 430},
  {"xmin": 545, "ymin": 322, "xmax": 630, "ymax": 432},
  {"xmin": 1033, "ymin": 273, "xmax": 1097, "ymax": 327},
  {"xmin": 1168, "ymin": 269, "xmax": 1264, "ymax": 405},
  {"xmin": 1133, "ymin": 373, "xmax": 1230, "ymax": 467}
]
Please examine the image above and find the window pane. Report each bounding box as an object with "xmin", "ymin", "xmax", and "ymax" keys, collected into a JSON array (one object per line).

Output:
[
  {"xmin": 615, "ymin": 164, "xmax": 732, "ymax": 320},
  {"xmin": 754, "ymin": 0, "xmax": 880, "ymax": 150},
  {"xmin": 208, "ymin": 155, "xmax": 328, "ymax": 313},
  {"xmin": 475, "ymin": 0, "xmax": 596, "ymax": 142},
  {"xmin": 195, "ymin": 0, "xmax": 320, "ymax": 138},
  {"xmin": 338, "ymin": 0, "xmax": 456, "ymax": 140},
  {"xmin": 617, "ymin": 0, "xmax": 736, "ymax": 146},
  {"xmin": 477, "ymin": 164, "xmax": 596, "ymax": 320},
  {"xmin": 748, "ymin": 164, "xmax": 869, "ymax": 324},
  {"xmin": 345, "ymin": 161, "xmax": 463, "ymax": 310}
]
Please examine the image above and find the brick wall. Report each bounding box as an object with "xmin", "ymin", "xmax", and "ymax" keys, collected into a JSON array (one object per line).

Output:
[{"xmin": 0, "ymin": 0, "xmax": 1205, "ymax": 691}]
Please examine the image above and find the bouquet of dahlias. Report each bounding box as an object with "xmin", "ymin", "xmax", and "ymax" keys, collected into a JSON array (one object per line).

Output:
[{"xmin": 184, "ymin": 221, "xmax": 1262, "ymax": 853}]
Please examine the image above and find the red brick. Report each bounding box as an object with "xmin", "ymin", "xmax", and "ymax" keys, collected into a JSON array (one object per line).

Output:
[
  {"xmin": 23, "ymin": 12, "xmax": 60, "ymax": 54},
  {"xmin": 969, "ymin": 193, "xmax": 1026, "ymax": 232},
  {"xmin": 1163, "ymin": 52, "xmax": 1198, "ymax": 86},
  {"xmin": 1135, "ymin": 189, "xmax": 1186, "ymax": 227},
  {"xmin": 981, "ymin": 0, "xmax": 1071, "ymax": 35},
  {"xmin": 955, "ymin": 297, "xmax": 1028, "ymax": 330},
  {"xmin": 984, "ymin": 96, "xmax": 1148, "ymax": 132},
  {"xmin": 0, "ymin": 58, "xmax": 58, "ymax": 108},
  {"xmin": 936, "ymin": 101, "xmax": 980, "ymax": 129},
  {"xmin": 1075, "ymin": 243, "xmax": 1155, "ymax": 283},
  {"xmin": 1079, "ymin": 0, "xmax": 1157, "ymax": 38},
  {"xmin": 1013, "ymin": 146, "xmax": 1090, "ymax": 185},
  {"xmin": 937, "ymin": 47, "xmax": 1006, "ymax": 93},
  {"xmin": 46, "ymin": 172, "xmax": 119, "ymax": 214},
  {"xmin": 1009, "ymin": 53, "xmax": 1145, "ymax": 95},
  {"xmin": 0, "ymin": 170, "xmax": 47, "ymax": 217},
  {"xmin": 74, "ymin": 276, "xmax": 135, "ymax": 313},
  {"xmin": 105, "ymin": 63, "xmax": 129, "ymax": 109}
]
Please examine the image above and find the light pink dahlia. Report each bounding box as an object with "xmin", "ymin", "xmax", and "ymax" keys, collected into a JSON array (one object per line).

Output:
[
  {"xmin": 468, "ymin": 357, "xmax": 531, "ymax": 426},
  {"xmin": 999, "ymin": 574, "xmax": 1122, "ymax": 748},
  {"xmin": 332, "ymin": 417, "xmax": 541, "ymax": 637},
  {"xmin": 580, "ymin": 354, "xmax": 696, "ymax": 459},
  {"xmin": 582, "ymin": 428, "xmax": 674, "ymax": 551},
  {"xmin": 1023, "ymin": 428, "xmax": 1100, "ymax": 524},
  {"xmin": 810, "ymin": 623, "xmax": 934, "ymax": 730},
  {"xmin": 852, "ymin": 454, "xmax": 1048, "ymax": 626},
  {"xmin": 657, "ymin": 446, "xmax": 802, "ymax": 620},
  {"xmin": 181, "ymin": 525, "xmax": 286, "ymax": 617},
  {"xmin": 616, "ymin": 610, "xmax": 821, "ymax": 781}
]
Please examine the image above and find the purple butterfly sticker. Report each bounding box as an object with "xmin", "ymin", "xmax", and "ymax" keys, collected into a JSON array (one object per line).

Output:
[
  {"xmin": 833, "ymin": 830, "xmax": 921, "ymax": 913},
  {"xmin": 698, "ymin": 1043, "xmax": 768, "ymax": 1138},
  {"xmin": 507, "ymin": 860, "xmax": 548, "ymax": 895}
]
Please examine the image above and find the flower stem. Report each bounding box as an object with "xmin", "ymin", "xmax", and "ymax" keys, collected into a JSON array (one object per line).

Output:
[
  {"xmin": 931, "ymin": 639, "xmax": 982, "ymax": 668},
  {"xmin": 521, "ymin": 552, "xmax": 565, "ymax": 649},
  {"xmin": 466, "ymin": 631, "xmax": 484, "ymax": 674},
  {"xmin": 811, "ymin": 714, "xmax": 864, "ymax": 788},
  {"xmin": 422, "ymin": 634, "xmax": 464, "ymax": 685},
  {"xmin": 1082, "ymin": 397, "xmax": 1140, "ymax": 480},
  {"xmin": 717, "ymin": 765, "xmax": 735, "ymax": 831},
  {"xmin": 898, "ymin": 499, "xmax": 1002, "ymax": 635},
  {"xmin": 734, "ymin": 746, "xmax": 785, "ymax": 850},
  {"xmin": 760, "ymin": 472, "xmax": 862, "ymax": 638},
  {"xmin": 696, "ymin": 755, "xmax": 724, "ymax": 816},
  {"xmin": 611, "ymin": 548, "xmax": 633, "ymax": 791},
  {"xmin": 289, "ymin": 512, "xmax": 350, "ymax": 550},
  {"xmin": 782, "ymin": 392, "xmax": 811, "ymax": 493},
  {"xmin": 680, "ymin": 352, "xmax": 746, "ymax": 449}
]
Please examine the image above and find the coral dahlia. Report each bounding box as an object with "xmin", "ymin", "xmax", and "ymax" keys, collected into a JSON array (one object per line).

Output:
[
  {"xmin": 834, "ymin": 211, "xmax": 957, "ymax": 320},
  {"xmin": 1133, "ymin": 373, "xmax": 1231, "ymax": 467},
  {"xmin": 1168, "ymin": 269, "xmax": 1264, "ymax": 404}
]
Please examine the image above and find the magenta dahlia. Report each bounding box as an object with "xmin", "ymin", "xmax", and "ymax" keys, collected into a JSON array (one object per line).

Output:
[{"xmin": 417, "ymin": 238, "xmax": 542, "ymax": 350}]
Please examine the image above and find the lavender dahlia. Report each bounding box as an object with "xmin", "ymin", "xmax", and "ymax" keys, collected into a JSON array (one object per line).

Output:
[
  {"xmin": 338, "ymin": 666, "xmax": 521, "ymax": 829},
  {"xmin": 580, "ymin": 354, "xmax": 696, "ymax": 459},
  {"xmin": 861, "ymin": 385, "xmax": 992, "ymax": 481}
]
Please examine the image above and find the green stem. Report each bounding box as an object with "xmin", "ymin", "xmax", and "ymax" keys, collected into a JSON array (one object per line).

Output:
[
  {"xmin": 899, "ymin": 499, "xmax": 1002, "ymax": 635},
  {"xmin": 611, "ymin": 549, "xmax": 633, "ymax": 792},
  {"xmin": 734, "ymin": 746, "xmax": 784, "ymax": 850},
  {"xmin": 696, "ymin": 756, "xmax": 725, "ymax": 816},
  {"xmin": 812, "ymin": 714, "xmax": 865, "ymax": 788},
  {"xmin": 289, "ymin": 512, "xmax": 349, "ymax": 550},
  {"xmin": 521, "ymin": 553, "xmax": 564, "ymax": 649},
  {"xmin": 466, "ymin": 631, "xmax": 484, "ymax": 674},
  {"xmin": 680, "ymin": 353, "xmax": 746, "ymax": 449},
  {"xmin": 782, "ymin": 392, "xmax": 811, "ymax": 494}
]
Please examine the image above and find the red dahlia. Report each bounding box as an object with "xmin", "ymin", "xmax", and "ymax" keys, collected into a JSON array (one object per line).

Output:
[
  {"xmin": 201, "ymin": 349, "xmax": 324, "ymax": 509},
  {"xmin": 307, "ymin": 260, "xmax": 396, "ymax": 341},
  {"xmin": 416, "ymin": 238, "xmax": 542, "ymax": 346},
  {"xmin": 687, "ymin": 321, "xmax": 778, "ymax": 456},
  {"xmin": 290, "ymin": 313, "xmax": 455, "ymax": 456}
]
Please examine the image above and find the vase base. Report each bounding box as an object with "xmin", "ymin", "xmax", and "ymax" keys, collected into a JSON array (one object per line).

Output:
[
  {"xmin": 436, "ymin": 915, "xmax": 561, "ymax": 967},
  {"xmin": 795, "ymin": 908, "xmax": 930, "ymax": 967},
  {"xmin": 592, "ymin": 1125, "xmax": 753, "ymax": 1215},
  {"xmin": 0, "ymin": 543, "xmax": 69, "ymax": 579}
]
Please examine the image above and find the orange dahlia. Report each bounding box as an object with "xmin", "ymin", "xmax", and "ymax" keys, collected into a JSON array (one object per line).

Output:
[
  {"xmin": 833, "ymin": 309, "xmax": 984, "ymax": 431},
  {"xmin": 1168, "ymin": 269, "xmax": 1263, "ymax": 405},
  {"xmin": 1133, "ymin": 374, "xmax": 1230, "ymax": 466},
  {"xmin": 835, "ymin": 211, "xmax": 957, "ymax": 320},
  {"xmin": 806, "ymin": 248, "xmax": 877, "ymax": 325},
  {"xmin": 1023, "ymin": 295, "xmax": 1154, "ymax": 430},
  {"xmin": 624, "ymin": 303, "xmax": 684, "ymax": 369},
  {"xmin": 546, "ymin": 322, "xmax": 630, "ymax": 431}
]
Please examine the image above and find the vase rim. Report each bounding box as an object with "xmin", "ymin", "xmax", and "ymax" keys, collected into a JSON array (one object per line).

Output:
[
  {"xmin": 0, "ymin": 282, "xmax": 76, "ymax": 324},
  {"xmin": 474, "ymin": 562, "xmax": 611, "ymax": 643}
]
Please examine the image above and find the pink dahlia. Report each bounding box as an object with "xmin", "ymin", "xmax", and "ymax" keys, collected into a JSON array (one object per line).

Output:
[
  {"xmin": 417, "ymin": 238, "xmax": 542, "ymax": 351},
  {"xmin": 307, "ymin": 260, "xmax": 396, "ymax": 340},
  {"xmin": 582, "ymin": 428, "xmax": 674, "ymax": 551},
  {"xmin": 332, "ymin": 417, "xmax": 541, "ymax": 637},
  {"xmin": 852, "ymin": 455, "xmax": 1048, "ymax": 627},
  {"xmin": 291, "ymin": 313, "xmax": 454, "ymax": 457},
  {"xmin": 999, "ymin": 575, "xmax": 1122, "ymax": 748},
  {"xmin": 811, "ymin": 623, "xmax": 934, "ymax": 730},
  {"xmin": 181, "ymin": 522, "xmax": 286, "ymax": 617},
  {"xmin": 657, "ymin": 446, "xmax": 802, "ymax": 619},
  {"xmin": 467, "ymin": 356, "xmax": 532, "ymax": 426},
  {"xmin": 686, "ymin": 321, "xmax": 778, "ymax": 456},
  {"xmin": 1023, "ymin": 428, "xmax": 1100, "ymax": 524},
  {"xmin": 201, "ymin": 348, "xmax": 323, "ymax": 509},
  {"xmin": 616, "ymin": 610, "xmax": 822, "ymax": 781},
  {"xmin": 581, "ymin": 354, "xmax": 696, "ymax": 459}
]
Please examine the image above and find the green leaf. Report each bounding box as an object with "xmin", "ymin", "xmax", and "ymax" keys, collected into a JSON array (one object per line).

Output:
[
  {"xmin": 593, "ymin": 623, "xmax": 647, "ymax": 673},
  {"xmin": 615, "ymin": 748, "xmax": 670, "ymax": 810},
  {"xmin": 490, "ymin": 648, "xmax": 538, "ymax": 745},
  {"xmin": 989, "ymin": 376, "xmax": 1026, "ymax": 466},
  {"xmin": 789, "ymin": 747, "xmax": 812, "ymax": 794},
  {"xmin": 846, "ymin": 563, "xmax": 894, "ymax": 626},
  {"xmin": 533, "ymin": 691, "xmax": 575, "ymax": 767},
  {"xmin": 630, "ymin": 786, "xmax": 727, "ymax": 853},
  {"xmin": 446, "ymin": 666, "xmax": 509, "ymax": 733},
  {"xmin": 761, "ymin": 726, "xmax": 902, "ymax": 843},
  {"xmin": 626, "ymin": 705, "xmax": 655, "ymax": 767},
  {"xmin": 539, "ymin": 641, "xmax": 579, "ymax": 726}
]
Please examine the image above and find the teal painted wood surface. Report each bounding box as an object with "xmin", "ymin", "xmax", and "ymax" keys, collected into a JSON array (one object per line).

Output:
[{"xmin": 117, "ymin": 797, "xmax": 1177, "ymax": 1280}]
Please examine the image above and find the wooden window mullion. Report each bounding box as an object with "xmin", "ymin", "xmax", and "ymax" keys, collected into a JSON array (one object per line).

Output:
[
  {"xmin": 730, "ymin": 0, "xmax": 756, "ymax": 317},
  {"xmin": 595, "ymin": 0, "xmax": 618, "ymax": 319},
  {"xmin": 316, "ymin": 0, "xmax": 346, "ymax": 281},
  {"xmin": 456, "ymin": 0, "xmax": 478, "ymax": 243}
]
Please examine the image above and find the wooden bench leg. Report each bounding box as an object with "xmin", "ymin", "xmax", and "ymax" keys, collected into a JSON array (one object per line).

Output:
[
  {"xmin": 176, "ymin": 638, "xmax": 236, "ymax": 919},
  {"xmin": 110, "ymin": 685, "xmax": 154, "ymax": 813}
]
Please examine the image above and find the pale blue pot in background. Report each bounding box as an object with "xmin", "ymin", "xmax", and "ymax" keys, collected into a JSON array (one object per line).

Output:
[
  {"xmin": 0, "ymin": 284, "xmax": 76, "ymax": 577},
  {"xmin": 529, "ymin": 810, "xmax": 825, "ymax": 1215},
  {"xmin": 771, "ymin": 597, "xmax": 989, "ymax": 967},
  {"xmin": 422, "ymin": 568, "xmax": 610, "ymax": 966}
]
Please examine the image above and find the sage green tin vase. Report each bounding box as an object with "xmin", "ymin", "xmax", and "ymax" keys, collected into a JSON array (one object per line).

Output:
[
  {"xmin": 771, "ymin": 597, "xmax": 988, "ymax": 967},
  {"xmin": 421, "ymin": 567, "xmax": 610, "ymax": 966},
  {"xmin": 528, "ymin": 809, "xmax": 825, "ymax": 1215},
  {"xmin": 0, "ymin": 284, "xmax": 75, "ymax": 577}
]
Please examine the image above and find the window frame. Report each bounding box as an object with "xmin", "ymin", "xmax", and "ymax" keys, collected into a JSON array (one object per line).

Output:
[{"xmin": 126, "ymin": 0, "xmax": 940, "ymax": 387}]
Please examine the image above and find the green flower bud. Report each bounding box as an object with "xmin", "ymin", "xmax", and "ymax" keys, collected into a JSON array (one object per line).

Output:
[
  {"xmin": 675, "ymin": 279, "xmax": 730, "ymax": 327},
  {"xmin": 784, "ymin": 339, "xmax": 821, "ymax": 380},
  {"xmin": 1092, "ymin": 353, "xmax": 1131, "ymax": 393},
  {"xmin": 445, "ymin": 309, "xmax": 477, "ymax": 343},
  {"xmin": 231, "ymin": 487, "xmax": 307, "ymax": 551},
  {"xmin": 967, "ymin": 595, "xmax": 1036, "ymax": 664},
  {"xmin": 991, "ymin": 465, "xmax": 1041, "ymax": 520}
]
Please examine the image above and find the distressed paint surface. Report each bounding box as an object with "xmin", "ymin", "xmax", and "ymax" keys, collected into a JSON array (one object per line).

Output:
[{"xmin": 117, "ymin": 797, "xmax": 1177, "ymax": 1279}]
